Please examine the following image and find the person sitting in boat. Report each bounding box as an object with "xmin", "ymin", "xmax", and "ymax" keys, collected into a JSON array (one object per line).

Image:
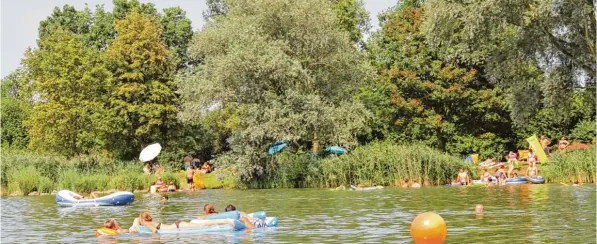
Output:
[
  {"xmin": 225, "ymin": 204, "xmax": 265, "ymax": 228},
  {"xmin": 104, "ymin": 218, "xmax": 128, "ymax": 234},
  {"xmin": 167, "ymin": 182, "xmax": 176, "ymax": 192},
  {"xmin": 131, "ymin": 211, "xmax": 233, "ymax": 234},
  {"xmin": 73, "ymin": 192, "xmax": 99, "ymax": 200}
]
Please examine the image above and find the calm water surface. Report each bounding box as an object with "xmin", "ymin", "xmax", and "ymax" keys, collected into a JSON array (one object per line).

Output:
[{"xmin": 2, "ymin": 184, "xmax": 595, "ymax": 243}]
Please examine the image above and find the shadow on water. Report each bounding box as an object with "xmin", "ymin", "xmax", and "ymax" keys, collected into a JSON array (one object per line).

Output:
[{"xmin": 1, "ymin": 185, "xmax": 595, "ymax": 243}]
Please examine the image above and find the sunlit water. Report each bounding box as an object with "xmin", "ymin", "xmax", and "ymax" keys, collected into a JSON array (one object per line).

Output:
[{"xmin": 2, "ymin": 184, "xmax": 595, "ymax": 243}]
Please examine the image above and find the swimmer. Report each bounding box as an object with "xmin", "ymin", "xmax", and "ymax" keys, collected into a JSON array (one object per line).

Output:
[
  {"xmin": 224, "ymin": 204, "xmax": 265, "ymax": 228},
  {"xmin": 161, "ymin": 195, "xmax": 168, "ymax": 203},
  {"xmin": 104, "ymin": 218, "xmax": 128, "ymax": 234},
  {"xmin": 131, "ymin": 211, "xmax": 232, "ymax": 234},
  {"xmin": 475, "ymin": 204, "xmax": 484, "ymax": 214},
  {"xmin": 401, "ymin": 179, "xmax": 410, "ymax": 188},
  {"xmin": 197, "ymin": 203, "xmax": 219, "ymax": 219},
  {"xmin": 411, "ymin": 180, "xmax": 421, "ymax": 188}
]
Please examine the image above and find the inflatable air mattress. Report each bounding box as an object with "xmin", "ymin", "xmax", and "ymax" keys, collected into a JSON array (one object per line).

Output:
[
  {"xmin": 190, "ymin": 211, "xmax": 278, "ymax": 227},
  {"xmin": 528, "ymin": 176, "xmax": 545, "ymax": 184},
  {"xmin": 56, "ymin": 190, "xmax": 134, "ymax": 207},
  {"xmin": 135, "ymin": 219, "xmax": 245, "ymax": 235},
  {"xmin": 505, "ymin": 177, "xmax": 527, "ymax": 185}
]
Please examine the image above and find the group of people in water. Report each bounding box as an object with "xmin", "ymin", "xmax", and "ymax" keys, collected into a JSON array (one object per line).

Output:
[{"xmin": 100, "ymin": 203, "xmax": 265, "ymax": 235}]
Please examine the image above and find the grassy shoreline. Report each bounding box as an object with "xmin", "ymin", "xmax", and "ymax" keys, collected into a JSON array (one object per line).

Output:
[{"xmin": 2, "ymin": 145, "xmax": 593, "ymax": 196}]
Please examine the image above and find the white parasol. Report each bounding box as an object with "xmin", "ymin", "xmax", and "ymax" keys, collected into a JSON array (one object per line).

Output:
[{"xmin": 139, "ymin": 143, "xmax": 162, "ymax": 162}]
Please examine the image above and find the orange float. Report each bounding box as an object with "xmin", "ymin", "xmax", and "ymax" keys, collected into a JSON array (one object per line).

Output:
[{"xmin": 410, "ymin": 212, "xmax": 447, "ymax": 244}]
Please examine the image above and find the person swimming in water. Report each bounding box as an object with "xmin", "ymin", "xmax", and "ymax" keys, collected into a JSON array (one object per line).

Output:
[
  {"xmin": 224, "ymin": 204, "xmax": 266, "ymax": 228},
  {"xmin": 401, "ymin": 179, "xmax": 409, "ymax": 188},
  {"xmin": 104, "ymin": 218, "xmax": 128, "ymax": 234},
  {"xmin": 411, "ymin": 180, "xmax": 421, "ymax": 188}
]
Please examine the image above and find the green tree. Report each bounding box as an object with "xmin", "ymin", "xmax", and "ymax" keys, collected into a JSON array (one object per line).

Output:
[
  {"xmin": 331, "ymin": 0, "xmax": 370, "ymax": 45},
  {"xmin": 421, "ymin": 0, "xmax": 596, "ymax": 132},
  {"xmin": 23, "ymin": 29, "xmax": 112, "ymax": 156},
  {"xmin": 364, "ymin": 1, "xmax": 513, "ymax": 158},
  {"xmin": 179, "ymin": 0, "xmax": 374, "ymax": 181},
  {"xmin": 38, "ymin": 5, "xmax": 92, "ymax": 41},
  {"xmin": 1, "ymin": 69, "xmax": 30, "ymax": 149},
  {"xmin": 105, "ymin": 11, "xmax": 179, "ymax": 158},
  {"xmin": 160, "ymin": 7, "xmax": 193, "ymax": 68}
]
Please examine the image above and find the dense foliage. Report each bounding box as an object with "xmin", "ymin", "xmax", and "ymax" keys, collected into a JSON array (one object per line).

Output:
[{"xmin": 1, "ymin": 0, "xmax": 594, "ymax": 189}]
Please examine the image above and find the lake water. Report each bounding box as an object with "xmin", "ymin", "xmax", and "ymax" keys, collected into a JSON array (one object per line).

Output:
[{"xmin": 1, "ymin": 184, "xmax": 595, "ymax": 243}]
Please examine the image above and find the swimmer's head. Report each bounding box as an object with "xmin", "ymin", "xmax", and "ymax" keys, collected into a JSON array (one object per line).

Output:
[
  {"xmin": 104, "ymin": 218, "xmax": 116, "ymax": 228},
  {"xmin": 475, "ymin": 204, "xmax": 484, "ymax": 214},
  {"xmin": 225, "ymin": 204, "xmax": 236, "ymax": 212}
]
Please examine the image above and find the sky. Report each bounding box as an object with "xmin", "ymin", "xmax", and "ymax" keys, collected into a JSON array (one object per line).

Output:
[{"xmin": 1, "ymin": 0, "xmax": 397, "ymax": 78}]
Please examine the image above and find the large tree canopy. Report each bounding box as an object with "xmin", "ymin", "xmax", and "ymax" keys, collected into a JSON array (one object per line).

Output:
[
  {"xmin": 421, "ymin": 0, "xmax": 596, "ymax": 133},
  {"xmin": 179, "ymin": 0, "xmax": 374, "ymax": 181}
]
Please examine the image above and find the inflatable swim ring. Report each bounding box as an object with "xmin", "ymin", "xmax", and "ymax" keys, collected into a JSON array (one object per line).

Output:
[
  {"xmin": 56, "ymin": 190, "xmax": 134, "ymax": 207},
  {"xmin": 95, "ymin": 227, "xmax": 119, "ymax": 236}
]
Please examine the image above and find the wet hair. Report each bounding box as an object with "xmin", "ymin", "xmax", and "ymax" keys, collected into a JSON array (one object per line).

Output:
[
  {"xmin": 162, "ymin": 195, "xmax": 168, "ymax": 200},
  {"xmin": 139, "ymin": 212, "xmax": 152, "ymax": 224},
  {"xmin": 404, "ymin": 179, "xmax": 409, "ymax": 183},
  {"xmin": 204, "ymin": 204, "xmax": 218, "ymax": 214},
  {"xmin": 225, "ymin": 204, "xmax": 236, "ymax": 212}
]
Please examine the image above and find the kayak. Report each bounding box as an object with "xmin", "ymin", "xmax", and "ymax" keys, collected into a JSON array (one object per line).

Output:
[
  {"xmin": 528, "ymin": 176, "xmax": 545, "ymax": 184},
  {"xmin": 56, "ymin": 190, "xmax": 134, "ymax": 207},
  {"xmin": 505, "ymin": 177, "xmax": 527, "ymax": 185}
]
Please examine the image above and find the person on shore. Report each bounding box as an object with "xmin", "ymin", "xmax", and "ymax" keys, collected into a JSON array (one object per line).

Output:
[
  {"xmin": 464, "ymin": 169, "xmax": 472, "ymax": 184},
  {"xmin": 411, "ymin": 180, "xmax": 421, "ymax": 188},
  {"xmin": 526, "ymin": 164, "xmax": 538, "ymax": 178},
  {"xmin": 481, "ymin": 169, "xmax": 491, "ymax": 182},
  {"xmin": 457, "ymin": 168, "xmax": 469, "ymax": 185},
  {"xmin": 155, "ymin": 177, "xmax": 167, "ymax": 192},
  {"xmin": 558, "ymin": 137, "xmax": 569, "ymax": 153},
  {"xmin": 186, "ymin": 166, "xmax": 196, "ymax": 191},
  {"xmin": 527, "ymin": 148, "xmax": 537, "ymax": 167},
  {"xmin": 496, "ymin": 166, "xmax": 507, "ymax": 185},
  {"xmin": 156, "ymin": 164, "xmax": 165, "ymax": 175},
  {"xmin": 200, "ymin": 162, "xmax": 212, "ymax": 174},
  {"xmin": 507, "ymin": 151, "xmax": 518, "ymax": 178},
  {"xmin": 401, "ymin": 179, "xmax": 410, "ymax": 188},
  {"xmin": 143, "ymin": 163, "xmax": 151, "ymax": 175},
  {"xmin": 224, "ymin": 204, "xmax": 265, "ymax": 228},
  {"xmin": 183, "ymin": 153, "xmax": 193, "ymax": 170},
  {"xmin": 131, "ymin": 211, "xmax": 233, "ymax": 234},
  {"xmin": 540, "ymin": 136, "xmax": 551, "ymax": 157},
  {"xmin": 167, "ymin": 181, "xmax": 176, "ymax": 192}
]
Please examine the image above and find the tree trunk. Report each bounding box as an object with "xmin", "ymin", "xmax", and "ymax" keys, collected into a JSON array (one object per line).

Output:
[{"xmin": 313, "ymin": 133, "xmax": 319, "ymax": 153}]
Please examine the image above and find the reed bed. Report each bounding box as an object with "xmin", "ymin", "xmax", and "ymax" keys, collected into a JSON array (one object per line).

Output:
[{"xmin": 542, "ymin": 147, "xmax": 596, "ymax": 183}]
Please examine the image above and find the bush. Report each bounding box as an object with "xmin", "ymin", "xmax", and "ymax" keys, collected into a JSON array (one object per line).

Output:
[
  {"xmin": 37, "ymin": 176, "xmax": 55, "ymax": 193},
  {"xmin": 571, "ymin": 120, "xmax": 596, "ymax": 143}
]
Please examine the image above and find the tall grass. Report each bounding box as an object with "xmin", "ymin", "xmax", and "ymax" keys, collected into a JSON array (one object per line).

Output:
[
  {"xmin": 542, "ymin": 147, "xmax": 596, "ymax": 183},
  {"xmin": 1, "ymin": 152, "xmax": 179, "ymax": 195},
  {"xmin": 322, "ymin": 142, "xmax": 473, "ymax": 187},
  {"xmin": 250, "ymin": 141, "xmax": 473, "ymax": 188}
]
